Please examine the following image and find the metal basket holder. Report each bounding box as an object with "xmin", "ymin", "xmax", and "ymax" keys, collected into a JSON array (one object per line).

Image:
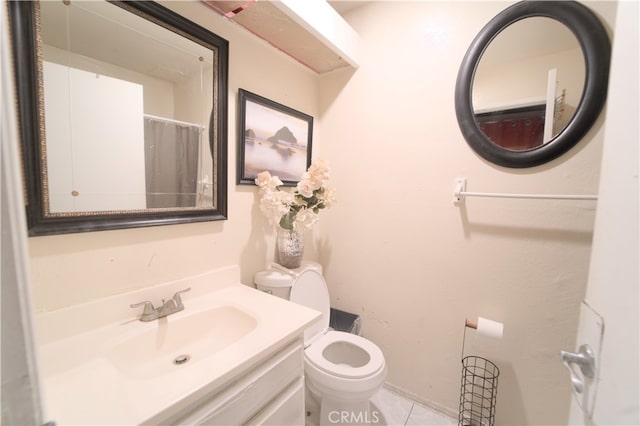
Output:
[{"xmin": 458, "ymin": 320, "xmax": 500, "ymax": 426}]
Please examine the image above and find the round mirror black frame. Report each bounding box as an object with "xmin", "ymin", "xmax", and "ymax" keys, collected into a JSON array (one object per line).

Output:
[{"xmin": 455, "ymin": 1, "xmax": 611, "ymax": 168}]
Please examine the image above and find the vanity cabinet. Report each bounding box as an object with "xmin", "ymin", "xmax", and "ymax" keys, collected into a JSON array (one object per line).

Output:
[
  {"xmin": 34, "ymin": 270, "xmax": 320, "ymax": 426},
  {"xmin": 161, "ymin": 339, "xmax": 305, "ymax": 425}
]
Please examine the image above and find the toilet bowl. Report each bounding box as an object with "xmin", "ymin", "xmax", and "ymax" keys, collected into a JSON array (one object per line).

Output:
[{"xmin": 255, "ymin": 262, "xmax": 387, "ymax": 425}]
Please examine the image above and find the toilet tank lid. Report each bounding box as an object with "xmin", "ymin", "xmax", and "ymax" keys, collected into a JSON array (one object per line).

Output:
[
  {"xmin": 254, "ymin": 261, "xmax": 323, "ymax": 288},
  {"xmin": 298, "ymin": 261, "xmax": 322, "ymax": 273},
  {"xmin": 254, "ymin": 269, "xmax": 293, "ymax": 288}
]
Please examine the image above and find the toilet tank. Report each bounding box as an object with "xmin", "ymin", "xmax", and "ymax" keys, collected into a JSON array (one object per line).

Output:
[
  {"xmin": 254, "ymin": 261, "xmax": 322, "ymax": 300},
  {"xmin": 254, "ymin": 269, "xmax": 293, "ymax": 299}
]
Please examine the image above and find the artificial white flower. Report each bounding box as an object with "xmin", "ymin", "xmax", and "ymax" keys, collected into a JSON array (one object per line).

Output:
[
  {"xmin": 255, "ymin": 160, "xmax": 335, "ymax": 231},
  {"xmin": 306, "ymin": 159, "xmax": 330, "ymax": 186},
  {"xmin": 296, "ymin": 178, "xmax": 316, "ymax": 198},
  {"xmin": 321, "ymin": 185, "xmax": 337, "ymax": 208},
  {"xmin": 255, "ymin": 171, "xmax": 283, "ymax": 193},
  {"xmin": 294, "ymin": 208, "xmax": 319, "ymax": 230},
  {"xmin": 258, "ymin": 190, "xmax": 292, "ymax": 226}
]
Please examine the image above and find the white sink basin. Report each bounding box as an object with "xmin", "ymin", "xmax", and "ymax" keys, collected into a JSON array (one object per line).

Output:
[
  {"xmin": 35, "ymin": 266, "xmax": 321, "ymax": 425},
  {"xmin": 107, "ymin": 306, "xmax": 257, "ymax": 379}
]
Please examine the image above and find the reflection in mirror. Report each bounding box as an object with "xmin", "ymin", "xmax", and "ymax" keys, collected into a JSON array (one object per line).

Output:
[
  {"xmin": 9, "ymin": 1, "xmax": 228, "ymax": 235},
  {"xmin": 40, "ymin": 1, "xmax": 214, "ymax": 212},
  {"xmin": 454, "ymin": 0, "xmax": 610, "ymax": 168},
  {"xmin": 472, "ymin": 17, "xmax": 584, "ymax": 151}
]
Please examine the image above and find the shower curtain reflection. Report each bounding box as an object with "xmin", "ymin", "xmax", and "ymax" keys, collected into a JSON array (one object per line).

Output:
[{"xmin": 144, "ymin": 117, "xmax": 200, "ymax": 208}]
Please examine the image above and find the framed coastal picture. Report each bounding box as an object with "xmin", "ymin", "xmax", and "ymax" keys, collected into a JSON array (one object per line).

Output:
[{"xmin": 237, "ymin": 89, "xmax": 313, "ymax": 186}]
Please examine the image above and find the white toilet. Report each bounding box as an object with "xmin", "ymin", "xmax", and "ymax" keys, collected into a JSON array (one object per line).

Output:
[{"xmin": 255, "ymin": 262, "xmax": 387, "ymax": 425}]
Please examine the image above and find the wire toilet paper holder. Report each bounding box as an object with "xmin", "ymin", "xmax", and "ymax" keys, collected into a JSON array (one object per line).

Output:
[{"xmin": 458, "ymin": 319, "xmax": 501, "ymax": 426}]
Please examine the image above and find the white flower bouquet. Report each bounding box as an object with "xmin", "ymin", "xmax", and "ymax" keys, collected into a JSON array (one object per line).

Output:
[{"xmin": 255, "ymin": 159, "xmax": 336, "ymax": 231}]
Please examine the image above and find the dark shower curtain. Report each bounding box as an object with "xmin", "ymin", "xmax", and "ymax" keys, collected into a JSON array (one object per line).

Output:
[{"xmin": 144, "ymin": 118, "xmax": 200, "ymax": 208}]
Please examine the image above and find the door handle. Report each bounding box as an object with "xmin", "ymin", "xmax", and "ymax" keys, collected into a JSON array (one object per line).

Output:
[{"xmin": 560, "ymin": 344, "xmax": 595, "ymax": 394}]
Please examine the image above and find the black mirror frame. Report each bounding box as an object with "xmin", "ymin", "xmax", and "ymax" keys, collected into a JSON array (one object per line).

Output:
[
  {"xmin": 454, "ymin": 0, "xmax": 611, "ymax": 168},
  {"xmin": 8, "ymin": 1, "xmax": 229, "ymax": 236}
]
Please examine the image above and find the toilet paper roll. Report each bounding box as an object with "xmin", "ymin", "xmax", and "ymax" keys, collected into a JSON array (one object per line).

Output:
[{"xmin": 476, "ymin": 317, "xmax": 504, "ymax": 340}]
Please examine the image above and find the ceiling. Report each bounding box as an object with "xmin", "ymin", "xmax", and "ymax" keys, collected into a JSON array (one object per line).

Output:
[
  {"xmin": 328, "ymin": 1, "xmax": 367, "ymax": 15},
  {"xmin": 327, "ymin": 0, "xmax": 368, "ymax": 17},
  {"xmin": 40, "ymin": 1, "xmax": 212, "ymax": 83}
]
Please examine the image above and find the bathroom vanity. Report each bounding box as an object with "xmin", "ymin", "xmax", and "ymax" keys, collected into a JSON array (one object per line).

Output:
[
  {"xmin": 34, "ymin": 266, "xmax": 320, "ymax": 425},
  {"xmin": 159, "ymin": 340, "xmax": 305, "ymax": 425}
]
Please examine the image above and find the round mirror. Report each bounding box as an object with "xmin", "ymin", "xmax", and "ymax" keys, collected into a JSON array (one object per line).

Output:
[
  {"xmin": 455, "ymin": 1, "xmax": 610, "ymax": 168},
  {"xmin": 473, "ymin": 17, "xmax": 584, "ymax": 151}
]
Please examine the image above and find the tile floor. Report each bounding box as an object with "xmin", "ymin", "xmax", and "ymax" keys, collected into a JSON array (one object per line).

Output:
[
  {"xmin": 306, "ymin": 385, "xmax": 457, "ymax": 426},
  {"xmin": 370, "ymin": 387, "xmax": 457, "ymax": 426}
]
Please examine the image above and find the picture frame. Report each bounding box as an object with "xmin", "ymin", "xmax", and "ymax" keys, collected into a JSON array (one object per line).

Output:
[{"xmin": 237, "ymin": 89, "xmax": 313, "ymax": 186}]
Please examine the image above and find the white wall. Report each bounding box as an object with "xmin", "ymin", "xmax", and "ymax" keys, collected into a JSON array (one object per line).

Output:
[
  {"xmin": 26, "ymin": 1, "xmax": 621, "ymax": 425},
  {"xmin": 318, "ymin": 2, "xmax": 616, "ymax": 425}
]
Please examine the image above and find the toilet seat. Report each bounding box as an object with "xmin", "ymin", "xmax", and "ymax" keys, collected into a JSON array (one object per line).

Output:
[
  {"xmin": 305, "ymin": 331, "xmax": 385, "ymax": 379},
  {"xmin": 289, "ymin": 270, "xmax": 331, "ymax": 346}
]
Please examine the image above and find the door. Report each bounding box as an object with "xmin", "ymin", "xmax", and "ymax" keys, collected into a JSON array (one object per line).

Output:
[
  {"xmin": 566, "ymin": 2, "xmax": 639, "ymax": 424},
  {"xmin": 1, "ymin": 3, "xmax": 48, "ymax": 424},
  {"xmin": 43, "ymin": 61, "xmax": 147, "ymax": 212}
]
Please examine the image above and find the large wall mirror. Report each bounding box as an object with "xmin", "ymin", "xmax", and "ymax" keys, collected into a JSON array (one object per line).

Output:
[
  {"xmin": 9, "ymin": 1, "xmax": 228, "ymax": 236},
  {"xmin": 455, "ymin": 1, "xmax": 610, "ymax": 168}
]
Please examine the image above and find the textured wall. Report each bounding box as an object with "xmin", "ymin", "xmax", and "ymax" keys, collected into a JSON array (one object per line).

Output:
[{"xmin": 317, "ymin": 2, "xmax": 616, "ymax": 424}]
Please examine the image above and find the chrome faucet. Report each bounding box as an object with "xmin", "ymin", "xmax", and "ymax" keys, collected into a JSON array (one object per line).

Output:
[{"xmin": 130, "ymin": 288, "xmax": 191, "ymax": 322}]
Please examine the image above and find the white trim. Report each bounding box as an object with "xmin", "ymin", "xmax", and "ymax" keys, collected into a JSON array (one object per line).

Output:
[{"xmin": 1, "ymin": 2, "xmax": 47, "ymax": 423}]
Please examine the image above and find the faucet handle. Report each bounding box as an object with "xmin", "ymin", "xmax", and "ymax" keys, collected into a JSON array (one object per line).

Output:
[
  {"xmin": 130, "ymin": 300, "xmax": 156, "ymax": 315},
  {"xmin": 171, "ymin": 288, "xmax": 191, "ymax": 308}
]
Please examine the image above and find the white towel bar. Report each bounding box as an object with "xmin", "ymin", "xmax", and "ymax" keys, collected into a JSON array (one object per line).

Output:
[{"xmin": 453, "ymin": 178, "xmax": 598, "ymax": 204}]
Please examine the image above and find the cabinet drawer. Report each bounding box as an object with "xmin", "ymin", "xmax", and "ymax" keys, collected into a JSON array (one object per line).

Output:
[
  {"xmin": 174, "ymin": 341, "xmax": 304, "ymax": 425},
  {"xmin": 246, "ymin": 378, "xmax": 304, "ymax": 425}
]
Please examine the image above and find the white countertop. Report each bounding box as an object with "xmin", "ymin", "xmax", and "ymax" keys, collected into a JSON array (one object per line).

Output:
[{"xmin": 34, "ymin": 265, "xmax": 320, "ymax": 425}]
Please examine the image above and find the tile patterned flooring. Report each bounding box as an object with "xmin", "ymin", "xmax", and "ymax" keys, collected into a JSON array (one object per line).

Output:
[
  {"xmin": 370, "ymin": 387, "xmax": 457, "ymax": 426},
  {"xmin": 306, "ymin": 385, "xmax": 457, "ymax": 426}
]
